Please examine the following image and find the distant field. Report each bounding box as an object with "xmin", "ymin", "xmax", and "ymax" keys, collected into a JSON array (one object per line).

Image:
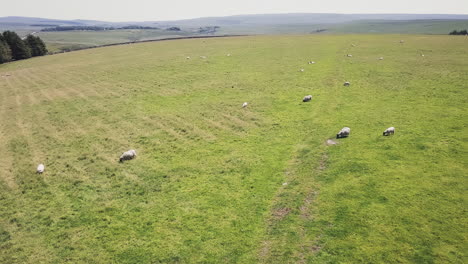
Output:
[
  {"xmin": 216, "ymin": 19, "xmax": 468, "ymax": 35},
  {"xmin": 36, "ymin": 29, "xmax": 199, "ymax": 52},
  {"xmin": 2, "ymin": 18, "xmax": 468, "ymax": 52},
  {"xmin": 330, "ymin": 20, "xmax": 468, "ymax": 34},
  {"xmin": 0, "ymin": 35, "xmax": 466, "ymax": 263}
]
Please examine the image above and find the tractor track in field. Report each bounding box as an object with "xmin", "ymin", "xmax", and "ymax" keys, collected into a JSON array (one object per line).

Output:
[{"xmin": 258, "ymin": 148, "xmax": 327, "ymax": 263}]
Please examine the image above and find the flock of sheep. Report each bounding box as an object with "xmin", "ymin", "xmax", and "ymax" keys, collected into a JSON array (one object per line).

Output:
[
  {"xmin": 35, "ymin": 43, "xmax": 399, "ymax": 174},
  {"xmin": 298, "ymin": 43, "xmax": 396, "ymax": 140}
]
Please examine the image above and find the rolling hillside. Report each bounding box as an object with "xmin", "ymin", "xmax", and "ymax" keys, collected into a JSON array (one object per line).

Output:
[
  {"xmin": 1, "ymin": 14, "xmax": 468, "ymax": 53},
  {"xmin": 0, "ymin": 35, "xmax": 467, "ymax": 263}
]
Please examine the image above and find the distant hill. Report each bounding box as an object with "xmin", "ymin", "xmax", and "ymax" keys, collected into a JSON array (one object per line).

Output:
[
  {"xmin": 1, "ymin": 14, "xmax": 467, "ymax": 52},
  {"xmin": 0, "ymin": 16, "xmax": 105, "ymax": 26},
  {"xmin": 157, "ymin": 13, "xmax": 468, "ymax": 27},
  {"xmin": 1, "ymin": 14, "xmax": 468, "ymax": 28}
]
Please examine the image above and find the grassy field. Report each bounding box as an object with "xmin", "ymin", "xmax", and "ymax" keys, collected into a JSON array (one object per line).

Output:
[
  {"xmin": 36, "ymin": 29, "xmax": 199, "ymax": 52},
  {"xmin": 329, "ymin": 20, "xmax": 468, "ymax": 34},
  {"xmin": 0, "ymin": 35, "xmax": 466, "ymax": 263},
  {"xmin": 2, "ymin": 19, "xmax": 463, "ymax": 53}
]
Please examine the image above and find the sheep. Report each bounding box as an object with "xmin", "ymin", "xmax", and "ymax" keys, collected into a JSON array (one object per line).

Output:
[
  {"xmin": 300, "ymin": 68, "xmax": 305, "ymax": 72},
  {"xmin": 227, "ymin": 54, "xmax": 231, "ymax": 56},
  {"xmin": 343, "ymin": 81, "xmax": 350, "ymax": 86},
  {"xmin": 37, "ymin": 164, "xmax": 45, "ymax": 174},
  {"xmin": 200, "ymin": 56, "xmax": 207, "ymax": 59},
  {"xmin": 400, "ymin": 40, "xmax": 405, "ymax": 43},
  {"xmin": 347, "ymin": 54, "xmax": 353, "ymax": 57},
  {"xmin": 242, "ymin": 102, "xmax": 248, "ymax": 108},
  {"xmin": 383, "ymin": 127, "xmax": 395, "ymax": 136},
  {"xmin": 379, "ymin": 57, "xmax": 384, "ymax": 60},
  {"xmin": 351, "ymin": 44, "xmax": 356, "ymax": 47},
  {"xmin": 302, "ymin": 95, "xmax": 312, "ymax": 102},
  {"xmin": 308, "ymin": 61, "xmax": 316, "ymax": 64},
  {"xmin": 186, "ymin": 56, "xmax": 191, "ymax": 59},
  {"xmin": 336, "ymin": 127, "xmax": 351, "ymax": 139},
  {"xmin": 119, "ymin": 149, "xmax": 137, "ymax": 162}
]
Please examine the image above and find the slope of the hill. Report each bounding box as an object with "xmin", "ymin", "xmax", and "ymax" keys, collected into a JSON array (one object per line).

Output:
[
  {"xmin": 0, "ymin": 35, "xmax": 466, "ymax": 263},
  {"xmin": 2, "ymin": 15, "xmax": 468, "ymax": 53}
]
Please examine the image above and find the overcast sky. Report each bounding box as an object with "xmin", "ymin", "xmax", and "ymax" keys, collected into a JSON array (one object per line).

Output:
[{"xmin": 3, "ymin": 0, "xmax": 468, "ymax": 21}]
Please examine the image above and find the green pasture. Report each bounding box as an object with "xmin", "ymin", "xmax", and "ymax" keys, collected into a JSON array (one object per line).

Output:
[{"xmin": 0, "ymin": 34, "xmax": 466, "ymax": 263}]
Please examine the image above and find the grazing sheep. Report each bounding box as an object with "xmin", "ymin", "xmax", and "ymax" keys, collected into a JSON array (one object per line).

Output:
[
  {"xmin": 336, "ymin": 127, "xmax": 351, "ymax": 139},
  {"xmin": 343, "ymin": 81, "xmax": 350, "ymax": 86},
  {"xmin": 227, "ymin": 54, "xmax": 231, "ymax": 56},
  {"xmin": 383, "ymin": 127, "xmax": 395, "ymax": 136},
  {"xmin": 421, "ymin": 54, "xmax": 425, "ymax": 57},
  {"xmin": 379, "ymin": 57, "xmax": 384, "ymax": 60},
  {"xmin": 119, "ymin": 149, "xmax": 137, "ymax": 162},
  {"xmin": 242, "ymin": 102, "xmax": 248, "ymax": 108},
  {"xmin": 186, "ymin": 56, "xmax": 191, "ymax": 59},
  {"xmin": 351, "ymin": 44, "xmax": 356, "ymax": 47},
  {"xmin": 347, "ymin": 54, "xmax": 353, "ymax": 57},
  {"xmin": 37, "ymin": 164, "xmax": 45, "ymax": 174},
  {"xmin": 300, "ymin": 68, "xmax": 305, "ymax": 72},
  {"xmin": 308, "ymin": 61, "xmax": 316, "ymax": 64},
  {"xmin": 302, "ymin": 95, "xmax": 312, "ymax": 102},
  {"xmin": 400, "ymin": 40, "xmax": 405, "ymax": 43},
  {"xmin": 200, "ymin": 56, "xmax": 207, "ymax": 59}
]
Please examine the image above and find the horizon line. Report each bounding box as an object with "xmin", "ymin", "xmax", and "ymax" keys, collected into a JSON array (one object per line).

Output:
[{"xmin": 2, "ymin": 12, "xmax": 468, "ymax": 23}]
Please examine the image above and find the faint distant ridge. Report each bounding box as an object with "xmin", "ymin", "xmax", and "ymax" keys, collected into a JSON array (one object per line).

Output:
[
  {"xmin": 1, "ymin": 13, "xmax": 468, "ymax": 28},
  {"xmin": 158, "ymin": 13, "xmax": 468, "ymax": 26},
  {"xmin": 0, "ymin": 16, "xmax": 105, "ymax": 26}
]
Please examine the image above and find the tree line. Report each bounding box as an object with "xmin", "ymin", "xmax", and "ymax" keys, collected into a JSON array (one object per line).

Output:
[
  {"xmin": 41, "ymin": 25, "xmax": 159, "ymax": 32},
  {"xmin": 0, "ymin": 31, "xmax": 48, "ymax": 64},
  {"xmin": 449, "ymin": 29, "xmax": 468, "ymax": 35}
]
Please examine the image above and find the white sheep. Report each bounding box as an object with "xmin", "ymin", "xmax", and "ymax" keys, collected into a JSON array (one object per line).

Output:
[
  {"xmin": 302, "ymin": 95, "xmax": 312, "ymax": 102},
  {"xmin": 383, "ymin": 127, "xmax": 395, "ymax": 136},
  {"xmin": 379, "ymin": 57, "xmax": 384, "ymax": 60},
  {"xmin": 343, "ymin": 81, "xmax": 350, "ymax": 86},
  {"xmin": 227, "ymin": 54, "xmax": 231, "ymax": 56},
  {"xmin": 336, "ymin": 127, "xmax": 351, "ymax": 139},
  {"xmin": 37, "ymin": 164, "xmax": 45, "ymax": 174},
  {"xmin": 308, "ymin": 61, "xmax": 316, "ymax": 64},
  {"xmin": 242, "ymin": 102, "xmax": 248, "ymax": 108},
  {"xmin": 200, "ymin": 56, "xmax": 207, "ymax": 59},
  {"xmin": 300, "ymin": 68, "xmax": 305, "ymax": 72},
  {"xmin": 347, "ymin": 54, "xmax": 353, "ymax": 57},
  {"xmin": 119, "ymin": 149, "xmax": 137, "ymax": 162}
]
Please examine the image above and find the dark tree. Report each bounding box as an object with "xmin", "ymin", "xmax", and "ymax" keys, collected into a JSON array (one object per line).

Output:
[
  {"xmin": 2, "ymin": 31, "xmax": 31, "ymax": 60},
  {"xmin": 0, "ymin": 34, "xmax": 12, "ymax": 63},
  {"xmin": 449, "ymin": 29, "xmax": 468, "ymax": 35},
  {"xmin": 25, "ymin": 35, "xmax": 48, "ymax": 57}
]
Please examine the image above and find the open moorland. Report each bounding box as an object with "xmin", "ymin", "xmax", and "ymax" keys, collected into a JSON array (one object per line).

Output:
[
  {"xmin": 0, "ymin": 35, "xmax": 467, "ymax": 263},
  {"xmin": 1, "ymin": 15, "xmax": 468, "ymax": 52}
]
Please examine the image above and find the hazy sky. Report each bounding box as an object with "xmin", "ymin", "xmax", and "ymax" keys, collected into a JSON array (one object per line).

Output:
[{"xmin": 3, "ymin": 0, "xmax": 468, "ymax": 21}]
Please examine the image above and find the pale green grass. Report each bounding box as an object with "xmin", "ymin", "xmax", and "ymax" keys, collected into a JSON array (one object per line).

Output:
[
  {"xmin": 37, "ymin": 29, "xmax": 197, "ymax": 52},
  {"xmin": 0, "ymin": 35, "xmax": 466, "ymax": 263},
  {"xmin": 28, "ymin": 19, "xmax": 468, "ymax": 52}
]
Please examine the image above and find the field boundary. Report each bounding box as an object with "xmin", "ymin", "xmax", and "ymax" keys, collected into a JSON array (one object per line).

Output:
[{"xmin": 48, "ymin": 34, "xmax": 249, "ymax": 54}]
